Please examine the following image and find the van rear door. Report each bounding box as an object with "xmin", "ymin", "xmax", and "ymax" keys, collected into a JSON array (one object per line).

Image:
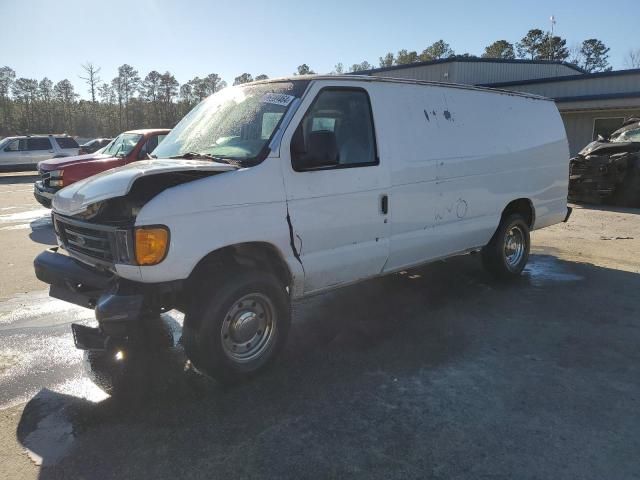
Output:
[{"xmin": 280, "ymin": 84, "xmax": 390, "ymax": 293}]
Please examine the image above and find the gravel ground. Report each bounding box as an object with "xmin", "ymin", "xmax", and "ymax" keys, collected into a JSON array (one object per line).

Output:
[{"xmin": 1, "ymin": 175, "xmax": 639, "ymax": 479}]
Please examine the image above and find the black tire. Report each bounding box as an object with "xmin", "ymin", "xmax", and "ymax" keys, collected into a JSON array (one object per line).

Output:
[
  {"xmin": 183, "ymin": 269, "xmax": 290, "ymax": 384},
  {"xmin": 482, "ymin": 213, "xmax": 530, "ymax": 279},
  {"xmin": 83, "ymin": 316, "xmax": 174, "ymax": 396},
  {"xmin": 612, "ymin": 159, "xmax": 640, "ymax": 207}
]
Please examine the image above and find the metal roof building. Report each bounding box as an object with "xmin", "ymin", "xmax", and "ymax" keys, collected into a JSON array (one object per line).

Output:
[{"xmin": 358, "ymin": 58, "xmax": 640, "ymax": 156}]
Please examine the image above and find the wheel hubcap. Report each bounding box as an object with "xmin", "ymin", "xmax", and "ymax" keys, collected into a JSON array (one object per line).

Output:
[
  {"xmin": 221, "ymin": 293, "xmax": 276, "ymax": 363},
  {"xmin": 504, "ymin": 225, "xmax": 526, "ymax": 270}
]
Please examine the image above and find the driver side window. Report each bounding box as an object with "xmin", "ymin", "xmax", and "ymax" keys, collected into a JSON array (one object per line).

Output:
[
  {"xmin": 4, "ymin": 140, "xmax": 19, "ymax": 152},
  {"xmin": 292, "ymin": 88, "xmax": 377, "ymax": 171}
]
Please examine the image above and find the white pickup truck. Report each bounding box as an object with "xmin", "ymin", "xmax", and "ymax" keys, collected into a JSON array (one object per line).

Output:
[{"xmin": 34, "ymin": 76, "xmax": 571, "ymax": 383}]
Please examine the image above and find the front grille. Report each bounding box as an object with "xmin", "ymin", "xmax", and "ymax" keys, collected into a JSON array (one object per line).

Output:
[
  {"xmin": 39, "ymin": 168, "xmax": 51, "ymax": 188},
  {"xmin": 55, "ymin": 215, "xmax": 116, "ymax": 265},
  {"xmin": 569, "ymin": 161, "xmax": 589, "ymax": 176}
]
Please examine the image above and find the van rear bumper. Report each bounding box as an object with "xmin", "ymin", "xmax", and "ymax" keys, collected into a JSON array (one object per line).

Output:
[{"xmin": 34, "ymin": 248, "xmax": 182, "ymax": 344}]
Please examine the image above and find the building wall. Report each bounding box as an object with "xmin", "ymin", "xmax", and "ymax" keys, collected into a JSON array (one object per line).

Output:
[
  {"xmin": 453, "ymin": 62, "xmax": 578, "ymax": 85},
  {"xmin": 371, "ymin": 62, "xmax": 456, "ymax": 83},
  {"xmin": 498, "ymin": 72, "xmax": 640, "ymax": 99},
  {"xmin": 370, "ymin": 61, "xmax": 579, "ymax": 85},
  {"xmin": 561, "ymin": 108, "xmax": 640, "ymax": 156}
]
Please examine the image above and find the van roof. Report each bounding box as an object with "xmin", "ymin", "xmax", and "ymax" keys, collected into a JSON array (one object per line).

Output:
[{"xmin": 252, "ymin": 74, "xmax": 551, "ymax": 102}]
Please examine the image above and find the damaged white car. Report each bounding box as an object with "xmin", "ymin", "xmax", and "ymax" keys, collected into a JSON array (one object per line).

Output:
[{"xmin": 34, "ymin": 76, "xmax": 571, "ymax": 383}]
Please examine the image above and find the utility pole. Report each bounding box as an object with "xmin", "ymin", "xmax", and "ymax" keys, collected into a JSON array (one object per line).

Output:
[{"xmin": 549, "ymin": 15, "xmax": 556, "ymax": 60}]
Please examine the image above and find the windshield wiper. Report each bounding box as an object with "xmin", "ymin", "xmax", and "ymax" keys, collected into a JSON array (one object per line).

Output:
[{"xmin": 167, "ymin": 152, "xmax": 241, "ymax": 167}]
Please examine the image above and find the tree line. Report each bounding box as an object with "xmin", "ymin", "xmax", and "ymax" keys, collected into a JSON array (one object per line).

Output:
[
  {"xmin": 0, "ymin": 29, "xmax": 637, "ymax": 139},
  {"xmin": 0, "ymin": 63, "xmax": 271, "ymax": 138},
  {"xmin": 330, "ymin": 32, "xmax": 616, "ymax": 74}
]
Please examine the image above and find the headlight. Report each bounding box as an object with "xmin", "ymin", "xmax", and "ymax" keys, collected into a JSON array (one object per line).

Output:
[
  {"xmin": 134, "ymin": 226, "xmax": 169, "ymax": 265},
  {"xmin": 49, "ymin": 179, "xmax": 64, "ymax": 187},
  {"xmin": 49, "ymin": 169, "xmax": 64, "ymax": 178}
]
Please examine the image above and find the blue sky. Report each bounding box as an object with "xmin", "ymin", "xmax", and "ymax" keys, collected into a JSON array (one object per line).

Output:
[{"xmin": 1, "ymin": 0, "xmax": 637, "ymax": 97}]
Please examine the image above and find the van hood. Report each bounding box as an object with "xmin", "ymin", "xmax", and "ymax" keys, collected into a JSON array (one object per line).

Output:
[
  {"xmin": 39, "ymin": 153, "xmax": 110, "ymax": 170},
  {"xmin": 52, "ymin": 159, "xmax": 237, "ymax": 216}
]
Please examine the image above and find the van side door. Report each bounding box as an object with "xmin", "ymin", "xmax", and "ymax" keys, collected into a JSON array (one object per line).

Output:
[{"xmin": 280, "ymin": 84, "xmax": 390, "ymax": 294}]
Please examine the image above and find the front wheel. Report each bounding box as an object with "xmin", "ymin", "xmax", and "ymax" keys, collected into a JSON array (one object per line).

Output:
[
  {"xmin": 183, "ymin": 270, "xmax": 291, "ymax": 384},
  {"xmin": 482, "ymin": 213, "xmax": 531, "ymax": 279}
]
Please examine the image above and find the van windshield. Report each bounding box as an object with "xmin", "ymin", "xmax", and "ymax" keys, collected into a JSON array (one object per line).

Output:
[{"xmin": 153, "ymin": 81, "xmax": 309, "ymax": 164}]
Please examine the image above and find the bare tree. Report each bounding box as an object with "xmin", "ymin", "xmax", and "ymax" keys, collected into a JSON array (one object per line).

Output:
[
  {"xmin": 625, "ymin": 49, "xmax": 640, "ymax": 68},
  {"xmin": 79, "ymin": 62, "xmax": 101, "ymax": 103},
  {"xmin": 568, "ymin": 43, "xmax": 583, "ymax": 67}
]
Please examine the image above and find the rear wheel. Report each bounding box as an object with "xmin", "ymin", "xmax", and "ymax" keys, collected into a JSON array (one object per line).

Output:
[
  {"xmin": 183, "ymin": 270, "xmax": 290, "ymax": 384},
  {"xmin": 482, "ymin": 213, "xmax": 530, "ymax": 279}
]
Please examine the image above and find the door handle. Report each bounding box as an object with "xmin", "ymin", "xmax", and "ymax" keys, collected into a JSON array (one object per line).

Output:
[{"xmin": 380, "ymin": 194, "xmax": 388, "ymax": 215}]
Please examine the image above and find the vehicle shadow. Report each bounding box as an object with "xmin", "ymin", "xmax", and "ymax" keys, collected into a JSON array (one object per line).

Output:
[
  {"xmin": 28, "ymin": 218, "xmax": 56, "ymax": 246},
  {"xmin": 17, "ymin": 253, "xmax": 640, "ymax": 479},
  {"xmin": 0, "ymin": 173, "xmax": 38, "ymax": 185},
  {"xmin": 571, "ymin": 202, "xmax": 640, "ymax": 216}
]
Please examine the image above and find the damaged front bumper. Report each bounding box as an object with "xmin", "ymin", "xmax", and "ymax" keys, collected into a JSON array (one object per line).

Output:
[
  {"xmin": 34, "ymin": 248, "xmax": 182, "ymax": 350},
  {"xmin": 568, "ymin": 153, "xmax": 629, "ymax": 203}
]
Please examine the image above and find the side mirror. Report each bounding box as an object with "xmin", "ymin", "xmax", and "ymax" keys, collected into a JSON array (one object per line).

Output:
[{"xmin": 292, "ymin": 128, "xmax": 339, "ymax": 169}]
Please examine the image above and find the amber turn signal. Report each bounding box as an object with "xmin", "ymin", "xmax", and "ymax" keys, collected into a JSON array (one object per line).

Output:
[{"xmin": 134, "ymin": 226, "xmax": 169, "ymax": 265}]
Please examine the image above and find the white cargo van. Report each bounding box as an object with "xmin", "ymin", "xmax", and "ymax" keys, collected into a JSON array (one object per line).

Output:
[{"xmin": 34, "ymin": 76, "xmax": 570, "ymax": 383}]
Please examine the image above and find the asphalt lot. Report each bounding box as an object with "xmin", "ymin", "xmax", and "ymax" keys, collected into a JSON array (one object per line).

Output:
[{"xmin": 1, "ymin": 172, "xmax": 640, "ymax": 479}]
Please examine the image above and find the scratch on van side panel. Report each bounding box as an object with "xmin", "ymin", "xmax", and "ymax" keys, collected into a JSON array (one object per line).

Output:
[
  {"xmin": 423, "ymin": 110, "xmax": 430, "ymax": 121},
  {"xmin": 435, "ymin": 198, "xmax": 468, "ymax": 222},
  {"xmin": 443, "ymin": 110, "xmax": 453, "ymax": 121},
  {"xmin": 285, "ymin": 205, "xmax": 304, "ymax": 272}
]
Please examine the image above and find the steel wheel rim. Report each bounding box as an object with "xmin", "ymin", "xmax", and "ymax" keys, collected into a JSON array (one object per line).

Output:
[
  {"xmin": 221, "ymin": 293, "xmax": 276, "ymax": 363},
  {"xmin": 504, "ymin": 225, "xmax": 526, "ymax": 270}
]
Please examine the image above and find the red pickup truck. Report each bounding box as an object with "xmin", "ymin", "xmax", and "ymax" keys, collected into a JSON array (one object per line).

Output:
[{"xmin": 34, "ymin": 129, "xmax": 169, "ymax": 207}]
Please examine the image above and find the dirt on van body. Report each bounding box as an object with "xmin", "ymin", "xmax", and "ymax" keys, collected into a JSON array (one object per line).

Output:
[{"xmin": 1, "ymin": 174, "xmax": 640, "ymax": 479}]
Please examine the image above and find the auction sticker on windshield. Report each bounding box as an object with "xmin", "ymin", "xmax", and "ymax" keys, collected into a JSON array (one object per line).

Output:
[{"xmin": 261, "ymin": 93, "xmax": 295, "ymax": 107}]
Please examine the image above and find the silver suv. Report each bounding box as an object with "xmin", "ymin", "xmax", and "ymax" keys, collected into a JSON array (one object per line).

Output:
[{"xmin": 0, "ymin": 135, "xmax": 79, "ymax": 171}]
